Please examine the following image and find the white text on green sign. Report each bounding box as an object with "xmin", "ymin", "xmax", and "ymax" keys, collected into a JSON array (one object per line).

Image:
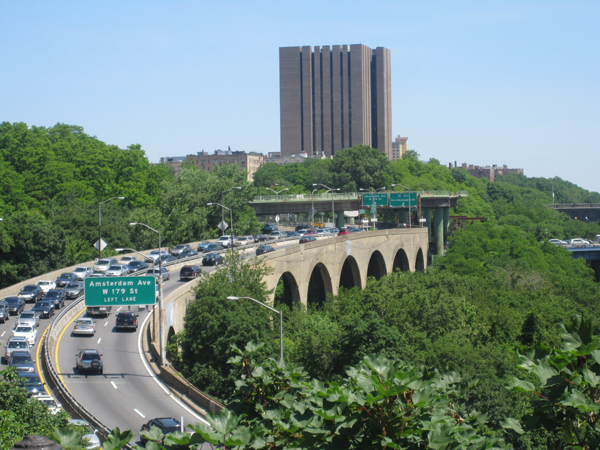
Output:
[
  {"xmin": 389, "ymin": 192, "xmax": 418, "ymax": 208},
  {"xmin": 361, "ymin": 193, "xmax": 388, "ymax": 206},
  {"xmin": 84, "ymin": 276, "xmax": 156, "ymax": 306}
]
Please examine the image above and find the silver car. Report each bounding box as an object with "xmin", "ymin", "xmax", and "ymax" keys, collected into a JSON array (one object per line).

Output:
[
  {"xmin": 72, "ymin": 318, "xmax": 96, "ymax": 336},
  {"xmin": 93, "ymin": 258, "xmax": 118, "ymax": 273},
  {"xmin": 73, "ymin": 266, "xmax": 93, "ymax": 280},
  {"xmin": 4, "ymin": 336, "xmax": 31, "ymax": 362},
  {"xmin": 16, "ymin": 311, "xmax": 39, "ymax": 328},
  {"xmin": 68, "ymin": 419, "xmax": 101, "ymax": 449},
  {"xmin": 105, "ymin": 264, "xmax": 130, "ymax": 277}
]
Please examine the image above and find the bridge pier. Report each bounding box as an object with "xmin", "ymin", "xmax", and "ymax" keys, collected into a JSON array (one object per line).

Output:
[
  {"xmin": 443, "ymin": 207, "xmax": 450, "ymax": 243},
  {"xmin": 335, "ymin": 211, "xmax": 345, "ymax": 228},
  {"xmin": 398, "ymin": 209, "xmax": 409, "ymax": 224},
  {"xmin": 434, "ymin": 207, "xmax": 444, "ymax": 255},
  {"xmin": 422, "ymin": 208, "xmax": 432, "ymax": 243}
]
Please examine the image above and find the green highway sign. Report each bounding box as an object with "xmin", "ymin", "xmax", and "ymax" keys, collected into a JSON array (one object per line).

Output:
[
  {"xmin": 390, "ymin": 192, "xmax": 418, "ymax": 208},
  {"xmin": 84, "ymin": 276, "xmax": 156, "ymax": 306},
  {"xmin": 361, "ymin": 193, "xmax": 388, "ymax": 207},
  {"xmin": 359, "ymin": 209, "xmax": 365, "ymax": 214}
]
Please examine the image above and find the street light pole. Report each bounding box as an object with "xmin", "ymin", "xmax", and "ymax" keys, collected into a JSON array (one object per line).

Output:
[
  {"xmin": 129, "ymin": 222, "xmax": 164, "ymax": 364},
  {"xmin": 313, "ymin": 184, "xmax": 339, "ymax": 228},
  {"xmin": 208, "ymin": 202, "xmax": 233, "ymax": 253},
  {"xmin": 266, "ymin": 186, "xmax": 289, "ymax": 202},
  {"xmin": 310, "ymin": 189, "xmax": 317, "ymax": 228},
  {"xmin": 227, "ymin": 296, "xmax": 283, "ymax": 361},
  {"xmin": 221, "ymin": 187, "xmax": 241, "ymax": 236},
  {"xmin": 98, "ymin": 197, "xmax": 125, "ymax": 259}
]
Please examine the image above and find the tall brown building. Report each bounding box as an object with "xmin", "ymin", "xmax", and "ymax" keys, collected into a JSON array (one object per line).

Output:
[{"xmin": 279, "ymin": 44, "xmax": 392, "ymax": 159}]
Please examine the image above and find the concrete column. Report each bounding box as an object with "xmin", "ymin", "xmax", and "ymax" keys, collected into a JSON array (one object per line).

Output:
[
  {"xmin": 434, "ymin": 207, "xmax": 444, "ymax": 255},
  {"xmin": 398, "ymin": 209, "xmax": 409, "ymax": 224},
  {"xmin": 443, "ymin": 207, "xmax": 450, "ymax": 243},
  {"xmin": 422, "ymin": 208, "xmax": 431, "ymax": 242},
  {"xmin": 335, "ymin": 211, "xmax": 345, "ymax": 228}
]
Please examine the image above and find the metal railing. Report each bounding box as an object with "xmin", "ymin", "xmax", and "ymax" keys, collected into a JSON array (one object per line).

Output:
[{"xmin": 251, "ymin": 190, "xmax": 468, "ymax": 203}]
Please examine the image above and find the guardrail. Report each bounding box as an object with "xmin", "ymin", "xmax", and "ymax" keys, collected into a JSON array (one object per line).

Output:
[
  {"xmin": 251, "ymin": 190, "xmax": 468, "ymax": 203},
  {"xmin": 548, "ymin": 203, "xmax": 600, "ymax": 209}
]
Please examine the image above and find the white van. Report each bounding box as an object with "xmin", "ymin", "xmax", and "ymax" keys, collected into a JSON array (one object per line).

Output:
[{"xmin": 217, "ymin": 235, "xmax": 236, "ymax": 248}]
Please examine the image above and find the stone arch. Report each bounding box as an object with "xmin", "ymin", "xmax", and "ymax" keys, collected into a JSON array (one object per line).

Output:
[
  {"xmin": 415, "ymin": 248, "xmax": 425, "ymax": 272},
  {"xmin": 274, "ymin": 271, "xmax": 300, "ymax": 309},
  {"xmin": 307, "ymin": 263, "xmax": 333, "ymax": 307},
  {"xmin": 339, "ymin": 255, "xmax": 361, "ymax": 290},
  {"xmin": 367, "ymin": 250, "xmax": 387, "ymax": 280},
  {"xmin": 166, "ymin": 326, "xmax": 177, "ymax": 362},
  {"xmin": 393, "ymin": 248, "xmax": 410, "ymax": 272}
]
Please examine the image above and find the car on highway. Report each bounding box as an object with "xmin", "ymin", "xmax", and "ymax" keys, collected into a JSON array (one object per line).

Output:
[
  {"xmin": 262, "ymin": 223, "xmax": 278, "ymax": 234},
  {"xmin": 196, "ymin": 241, "xmax": 213, "ymax": 252},
  {"xmin": 18, "ymin": 373, "xmax": 45, "ymax": 396},
  {"xmin": 158, "ymin": 254, "xmax": 177, "ymax": 264},
  {"xmin": 295, "ymin": 225, "xmax": 308, "ymax": 232},
  {"xmin": 127, "ymin": 260, "xmax": 149, "ymax": 272},
  {"xmin": 255, "ymin": 245, "xmax": 275, "ymax": 256},
  {"xmin": 75, "ymin": 349, "xmax": 103, "ymax": 374},
  {"xmin": 43, "ymin": 289, "xmax": 66, "ymax": 309},
  {"xmin": 72, "ymin": 317, "xmax": 96, "ymax": 336},
  {"xmin": 549, "ymin": 239, "xmax": 568, "ymax": 245},
  {"xmin": 105, "ymin": 264, "xmax": 130, "ymax": 277},
  {"xmin": 179, "ymin": 265, "xmax": 202, "ymax": 280},
  {"xmin": 171, "ymin": 244, "xmax": 192, "ymax": 256},
  {"xmin": 140, "ymin": 418, "xmax": 182, "ymax": 445},
  {"xmin": 398, "ymin": 223, "xmax": 408, "ymax": 228},
  {"xmin": 12, "ymin": 325, "xmax": 37, "ymax": 346},
  {"xmin": 32, "ymin": 300, "xmax": 55, "ymax": 319},
  {"xmin": 217, "ymin": 235, "xmax": 236, "ymax": 248},
  {"xmin": 68, "ymin": 419, "xmax": 101, "ymax": 449},
  {"xmin": 115, "ymin": 312, "xmax": 138, "ymax": 331},
  {"xmin": 299, "ymin": 235, "xmax": 317, "ymax": 244},
  {"xmin": 199, "ymin": 243, "xmax": 224, "ymax": 253},
  {"xmin": 5, "ymin": 297, "xmax": 25, "ymax": 315},
  {"xmin": 33, "ymin": 394, "xmax": 62, "ymax": 415},
  {"xmin": 93, "ymin": 258, "xmax": 118, "ymax": 273},
  {"xmin": 177, "ymin": 249, "xmax": 198, "ymax": 259},
  {"xmin": 86, "ymin": 305, "xmax": 111, "ymax": 317},
  {"xmin": 18, "ymin": 285, "xmax": 44, "ymax": 303},
  {"xmin": 253, "ymin": 234, "xmax": 267, "ymax": 243},
  {"xmin": 569, "ymin": 238, "xmax": 589, "ymax": 246},
  {"xmin": 267, "ymin": 231, "xmax": 285, "ymax": 240},
  {"xmin": 72, "ymin": 266, "xmax": 94, "ymax": 280},
  {"xmin": 234, "ymin": 236, "xmax": 254, "ymax": 247},
  {"xmin": 337, "ymin": 227, "xmax": 349, "ymax": 236},
  {"xmin": 202, "ymin": 253, "xmax": 224, "ymax": 266},
  {"xmin": 118, "ymin": 256, "xmax": 138, "ymax": 264},
  {"xmin": 56, "ymin": 272, "xmax": 78, "ymax": 288},
  {"xmin": 4, "ymin": 336, "xmax": 30, "ymax": 363},
  {"xmin": 86, "ymin": 273, "xmax": 106, "ymax": 278},
  {"xmin": 8, "ymin": 350, "xmax": 35, "ymax": 373},
  {"xmin": 285, "ymin": 231, "xmax": 301, "ymax": 237},
  {"xmin": 348, "ymin": 227, "xmax": 363, "ymax": 233},
  {"xmin": 16, "ymin": 311, "xmax": 39, "ymax": 328},
  {"xmin": 146, "ymin": 267, "xmax": 171, "ymax": 281},
  {"xmin": 144, "ymin": 250, "xmax": 169, "ymax": 263},
  {"xmin": 302, "ymin": 229, "xmax": 318, "ymax": 236},
  {"xmin": 64, "ymin": 282, "xmax": 84, "ymax": 300},
  {"xmin": 0, "ymin": 301, "xmax": 8, "ymax": 323},
  {"xmin": 36, "ymin": 280, "xmax": 56, "ymax": 293}
]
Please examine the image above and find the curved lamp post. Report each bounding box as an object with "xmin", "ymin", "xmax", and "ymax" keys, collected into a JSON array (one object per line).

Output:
[
  {"xmin": 221, "ymin": 187, "xmax": 241, "ymax": 236},
  {"xmin": 313, "ymin": 184, "xmax": 339, "ymax": 227},
  {"xmin": 208, "ymin": 202, "xmax": 233, "ymax": 252},
  {"xmin": 129, "ymin": 222, "xmax": 164, "ymax": 364},
  {"xmin": 266, "ymin": 186, "xmax": 289, "ymax": 201},
  {"xmin": 227, "ymin": 296, "xmax": 283, "ymax": 361},
  {"xmin": 98, "ymin": 197, "xmax": 125, "ymax": 259},
  {"xmin": 392, "ymin": 184, "xmax": 411, "ymax": 228}
]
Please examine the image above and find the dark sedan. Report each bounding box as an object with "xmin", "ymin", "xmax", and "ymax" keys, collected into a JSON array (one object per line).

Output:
[
  {"xmin": 63, "ymin": 282, "xmax": 84, "ymax": 300},
  {"xmin": 159, "ymin": 254, "xmax": 177, "ymax": 264},
  {"xmin": 179, "ymin": 265, "xmax": 202, "ymax": 280},
  {"xmin": 43, "ymin": 289, "xmax": 66, "ymax": 309},
  {"xmin": 18, "ymin": 285, "xmax": 44, "ymax": 303},
  {"xmin": 348, "ymin": 227, "xmax": 363, "ymax": 233},
  {"xmin": 127, "ymin": 260, "xmax": 149, "ymax": 272},
  {"xmin": 262, "ymin": 223, "xmax": 278, "ymax": 233},
  {"xmin": 177, "ymin": 249, "xmax": 198, "ymax": 259},
  {"xmin": 56, "ymin": 272, "xmax": 78, "ymax": 288},
  {"xmin": 200, "ymin": 243, "xmax": 224, "ymax": 253},
  {"xmin": 253, "ymin": 234, "xmax": 267, "ymax": 243},
  {"xmin": 32, "ymin": 301, "xmax": 55, "ymax": 318},
  {"xmin": 285, "ymin": 231, "xmax": 301, "ymax": 237},
  {"xmin": 255, "ymin": 245, "xmax": 275, "ymax": 256},
  {"xmin": 202, "ymin": 253, "xmax": 224, "ymax": 266},
  {"xmin": 115, "ymin": 312, "xmax": 138, "ymax": 331},
  {"xmin": 5, "ymin": 297, "xmax": 25, "ymax": 315},
  {"xmin": 299, "ymin": 235, "xmax": 317, "ymax": 244},
  {"xmin": 18, "ymin": 373, "xmax": 45, "ymax": 396}
]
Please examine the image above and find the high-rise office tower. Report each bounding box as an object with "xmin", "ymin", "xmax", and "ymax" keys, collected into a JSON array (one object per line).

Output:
[{"xmin": 279, "ymin": 44, "xmax": 392, "ymax": 158}]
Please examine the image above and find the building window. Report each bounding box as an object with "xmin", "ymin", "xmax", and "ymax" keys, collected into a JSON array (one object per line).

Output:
[
  {"xmin": 221, "ymin": 159, "xmax": 224, "ymax": 164},
  {"xmin": 242, "ymin": 159, "xmax": 246, "ymax": 163},
  {"xmin": 214, "ymin": 159, "xmax": 218, "ymax": 164},
  {"xmin": 233, "ymin": 158, "xmax": 236, "ymax": 163},
  {"xmin": 201, "ymin": 159, "xmax": 205, "ymax": 165}
]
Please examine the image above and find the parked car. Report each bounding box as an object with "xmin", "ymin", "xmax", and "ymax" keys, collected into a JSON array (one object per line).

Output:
[
  {"xmin": 196, "ymin": 241, "xmax": 213, "ymax": 252},
  {"xmin": 72, "ymin": 266, "xmax": 93, "ymax": 280},
  {"xmin": 5, "ymin": 297, "xmax": 25, "ymax": 315},
  {"xmin": 18, "ymin": 285, "xmax": 43, "ymax": 303},
  {"xmin": 93, "ymin": 258, "xmax": 118, "ymax": 273},
  {"xmin": 299, "ymin": 235, "xmax": 317, "ymax": 244},
  {"xmin": 4, "ymin": 337, "xmax": 30, "ymax": 363},
  {"xmin": 267, "ymin": 231, "xmax": 285, "ymax": 240},
  {"xmin": 171, "ymin": 244, "xmax": 192, "ymax": 256},
  {"xmin": 105, "ymin": 265, "xmax": 130, "ymax": 277},
  {"xmin": 33, "ymin": 394, "xmax": 62, "ymax": 415},
  {"xmin": 16, "ymin": 311, "xmax": 39, "ymax": 328},
  {"xmin": 338, "ymin": 227, "xmax": 349, "ymax": 235},
  {"xmin": 8, "ymin": 350, "xmax": 35, "ymax": 373},
  {"xmin": 55, "ymin": 272, "xmax": 78, "ymax": 288},
  {"xmin": 140, "ymin": 418, "xmax": 182, "ymax": 445},
  {"xmin": 200, "ymin": 243, "xmax": 224, "ymax": 253},
  {"xmin": 115, "ymin": 312, "xmax": 138, "ymax": 331},
  {"xmin": 127, "ymin": 260, "xmax": 149, "ymax": 272},
  {"xmin": 146, "ymin": 267, "xmax": 170, "ymax": 281},
  {"xmin": 158, "ymin": 254, "xmax": 177, "ymax": 264},
  {"xmin": 177, "ymin": 249, "xmax": 198, "ymax": 259},
  {"xmin": 63, "ymin": 282, "xmax": 84, "ymax": 300},
  {"xmin": 75, "ymin": 349, "xmax": 103, "ymax": 374},
  {"xmin": 217, "ymin": 235, "xmax": 236, "ymax": 248},
  {"xmin": 253, "ymin": 234, "xmax": 267, "ymax": 243},
  {"xmin": 0, "ymin": 301, "xmax": 8, "ymax": 323},
  {"xmin": 68, "ymin": 419, "xmax": 101, "ymax": 449},
  {"xmin": 144, "ymin": 250, "xmax": 169, "ymax": 263},
  {"xmin": 12, "ymin": 325, "xmax": 37, "ymax": 346},
  {"xmin": 262, "ymin": 223, "xmax": 278, "ymax": 234},
  {"xmin": 43, "ymin": 289, "xmax": 66, "ymax": 309},
  {"xmin": 36, "ymin": 280, "xmax": 56, "ymax": 293},
  {"xmin": 72, "ymin": 317, "xmax": 96, "ymax": 336},
  {"xmin": 234, "ymin": 236, "xmax": 254, "ymax": 247},
  {"xmin": 18, "ymin": 373, "xmax": 45, "ymax": 396},
  {"xmin": 202, "ymin": 253, "xmax": 224, "ymax": 266},
  {"xmin": 32, "ymin": 301, "xmax": 55, "ymax": 319},
  {"xmin": 256, "ymin": 245, "xmax": 275, "ymax": 256},
  {"xmin": 179, "ymin": 265, "xmax": 202, "ymax": 280}
]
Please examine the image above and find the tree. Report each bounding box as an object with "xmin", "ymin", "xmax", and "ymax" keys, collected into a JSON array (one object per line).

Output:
[{"xmin": 329, "ymin": 145, "xmax": 389, "ymax": 192}]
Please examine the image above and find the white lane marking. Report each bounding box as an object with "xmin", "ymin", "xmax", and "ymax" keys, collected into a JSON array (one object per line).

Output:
[
  {"xmin": 1, "ymin": 331, "xmax": 5, "ymax": 337},
  {"xmin": 104, "ymin": 322, "xmax": 108, "ymax": 327},
  {"xmin": 134, "ymin": 409, "xmax": 146, "ymax": 418},
  {"xmin": 111, "ymin": 381, "xmax": 118, "ymax": 389},
  {"xmin": 137, "ymin": 310, "xmax": 207, "ymax": 424},
  {"xmin": 97, "ymin": 338, "xmax": 102, "ymax": 344}
]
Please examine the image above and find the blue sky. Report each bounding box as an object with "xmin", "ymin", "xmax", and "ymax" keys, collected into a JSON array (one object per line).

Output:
[{"xmin": 1, "ymin": 1, "xmax": 599, "ymax": 193}]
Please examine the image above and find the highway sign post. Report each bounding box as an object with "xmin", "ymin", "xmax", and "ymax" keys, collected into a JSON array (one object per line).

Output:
[
  {"xmin": 361, "ymin": 193, "xmax": 388, "ymax": 207},
  {"xmin": 389, "ymin": 192, "xmax": 418, "ymax": 208},
  {"xmin": 85, "ymin": 276, "xmax": 156, "ymax": 306}
]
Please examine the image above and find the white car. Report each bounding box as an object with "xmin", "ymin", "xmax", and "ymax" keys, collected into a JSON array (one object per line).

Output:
[
  {"xmin": 105, "ymin": 264, "xmax": 130, "ymax": 277},
  {"xmin": 73, "ymin": 266, "xmax": 93, "ymax": 280},
  {"xmin": 234, "ymin": 236, "xmax": 253, "ymax": 247},
  {"xmin": 144, "ymin": 250, "xmax": 169, "ymax": 263},
  {"xmin": 93, "ymin": 258, "xmax": 118, "ymax": 273},
  {"xmin": 12, "ymin": 325, "xmax": 37, "ymax": 346},
  {"xmin": 118, "ymin": 256, "xmax": 137, "ymax": 264},
  {"xmin": 217, "ymin": 235, "xmax": 236, "ymax": 248},
  {"xmin": 33, "ymin": 395, "xmax": 62, "ymax": 415},
  {"xmin": 72, "ymin": 318, "xmax": 96, "ymax": 336},
  {"xmin": 36, "ymin": 280, "xmax": 56, "ymax": 293},
  {"xmin": 68, "ymin": 419, "xmax": 101, "ymax": 449},
  {"xmin": 548, "ymin": 239, "xmax": 567, "ymax": 245},
  {"xmin": 267, "ymin": 231, "xmax": 285, "ymax": 240},
  {"xmin": 569, "ymin": 238, "xmax": 589, "ymax": 246}
]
